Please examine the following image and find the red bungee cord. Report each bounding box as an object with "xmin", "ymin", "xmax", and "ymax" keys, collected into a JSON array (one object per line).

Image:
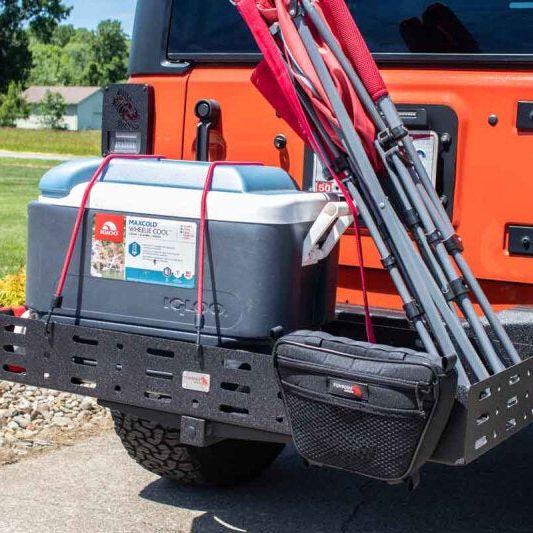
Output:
[
  {"xmin": 45, "ymin": 153, "xmax": 165, "ymax": 332},
  {"xmin": 195, "ymin": 161, "xmax": 263, "ymax": 351}
]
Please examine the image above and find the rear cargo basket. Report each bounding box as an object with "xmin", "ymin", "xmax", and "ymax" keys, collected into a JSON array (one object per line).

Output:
[
  {"xmin": 433, "ymin": 360, "xmax": 533, "ymax": 464},
  {"xmin": 1, "ymin": 311, "xmax": 532, "ymax": 467},
  {"xmin": 0, "ymin": 313, "xmax": 288, "ymax": 436}
]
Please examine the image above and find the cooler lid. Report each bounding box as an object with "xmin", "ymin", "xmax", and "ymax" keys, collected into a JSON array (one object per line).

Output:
[
  {"xmin": 38, "ymin": 158, "xmax": 334, "ymax": 225},
  {"xmin": 39, "ymin": 158, "xmax": 299, "ymax": 198}
]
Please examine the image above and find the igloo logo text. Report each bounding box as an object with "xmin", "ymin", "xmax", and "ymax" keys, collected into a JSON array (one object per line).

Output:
[
  {"xmin": 101, "ymin": 221, "xmax": 118, "ymax": 236},
  {"xmin": 94, "ymin": 213, "xmax": 125, "ymax": 243}
]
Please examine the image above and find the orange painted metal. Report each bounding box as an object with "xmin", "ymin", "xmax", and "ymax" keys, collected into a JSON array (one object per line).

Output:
[
  {"xmin": 180, "ymin": 68, "xmax": 306, "ymax": 176},
  {"xmin": 130, "ymin": 75, "xmax": 190, "ymax": 159},
  {"xmin": 132, "ymin": 66, "xmax": 533, "ymax": 311}
]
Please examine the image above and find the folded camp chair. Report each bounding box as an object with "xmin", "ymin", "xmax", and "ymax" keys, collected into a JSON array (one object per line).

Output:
[{"xmin": 235, "ymin": 0, "xmax": 522, "ymax": 386}]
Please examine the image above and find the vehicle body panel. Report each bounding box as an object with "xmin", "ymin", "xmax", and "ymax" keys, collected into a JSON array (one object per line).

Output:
[{"xmin": 133, "ymin": 66, "xmax": 533, "ymax": 311}]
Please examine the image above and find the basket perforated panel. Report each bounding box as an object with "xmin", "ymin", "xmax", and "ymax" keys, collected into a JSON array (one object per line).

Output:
[
  {"xmin": 3, "ymin": 314, "xmax": 533, "ymax": 464},
  {"xmin": 466, "ymin": 358, "xmax": 533, "ymax": 462},
  {"xmin": 0, "ymin": 315, "xmax": 289, "ymax": 435}
]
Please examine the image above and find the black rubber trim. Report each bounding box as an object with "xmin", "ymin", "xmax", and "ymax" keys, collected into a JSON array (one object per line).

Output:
[
  {"xmin": 381, "ymin": 255, "xmax": 397, "ymax": 271},
  {"xmin": 443, "ymin": 234, "xmax": 465, "ymax": 254},
  {"xmin": 449, "ymin": 278, "xmax": 469, "ymax": 298},
  {"xmin": 404, "ymin": 301, "xmax": 423, "ymax": 321},
  {"xmin": 391, "ymin": 125, "xmax": 409, "ymax": 141},
  {"xmin": 404, "ymin": 209, "xmax": 420, "ymax": 229},
  {"xmin": 427, "ymin": 230, "xmax": 442, "ymax": 247},
  {"xmin": 163, "ymin": 52, "xmax": 533, "ymax": 69}
]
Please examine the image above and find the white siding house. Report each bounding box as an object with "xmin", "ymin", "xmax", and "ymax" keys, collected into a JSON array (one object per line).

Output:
[{"xmin": 16, "ymin": 86, "xmax": 103, "ymax": 131}]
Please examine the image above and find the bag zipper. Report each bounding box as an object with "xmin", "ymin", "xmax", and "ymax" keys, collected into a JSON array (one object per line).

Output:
[
  {"xmin": 277, "ymin": 355, "xmax": 435, "ymax": 393},
  {"xmin": 276, "ymin": 339, "xmax": 442, "ymax": 377},
  {"xmin": 281, "ymin": 379, "xmax": 427, "ymax": 418},
  {"xmin": 278, "ymin": 336, "xmax": 439, "ymax": 368}
]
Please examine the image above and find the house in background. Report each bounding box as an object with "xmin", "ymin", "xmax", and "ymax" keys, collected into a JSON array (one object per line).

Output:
[{"xmin": 16, "ymin": 86, "xmax": 103, "ymax": 131}]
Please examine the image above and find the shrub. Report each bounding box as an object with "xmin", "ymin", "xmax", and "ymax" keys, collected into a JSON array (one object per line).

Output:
[
  {"xmin": 39, "ymin": 90, "xmax": 66, "ymax": 130},
  {"xmin": 0, "ymin": 269, "xmax": 26, "ymax": 307},
  {"xmin": 0, "ymin": 82, "xmax": 29, "ymax": 127}
]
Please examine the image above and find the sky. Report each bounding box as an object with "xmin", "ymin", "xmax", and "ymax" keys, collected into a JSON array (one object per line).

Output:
[{"xmin": 64, "ymin": 0, "xmax": 137, "ymax": 35}]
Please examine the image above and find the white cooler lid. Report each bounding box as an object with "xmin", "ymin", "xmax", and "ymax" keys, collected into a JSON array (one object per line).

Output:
[{"xmin": 39, "ymin": 158, "xmax": 334, "ymax": 225}]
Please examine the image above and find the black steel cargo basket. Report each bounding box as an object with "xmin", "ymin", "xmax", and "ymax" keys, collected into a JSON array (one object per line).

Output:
[
  {"xmin": 0, "ymin": 313, "xmax": 289, "ymax": 438},
  {"xmin": 1, "ymin": 311, "xmax": 532, "ymax": 466}
]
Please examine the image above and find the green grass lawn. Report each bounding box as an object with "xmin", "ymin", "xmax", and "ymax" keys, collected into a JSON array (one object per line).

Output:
[
  {"xmin": 0, "ymin": 158, "xmax": 59, "ymax": 277},
  {"xmin": 0, "ymin": 128, "xmax": 100, "ymax": 156}
]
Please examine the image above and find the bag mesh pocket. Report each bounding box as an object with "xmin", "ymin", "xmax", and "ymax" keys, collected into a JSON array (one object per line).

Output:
[{"xmin": 285, "ymin": 388, "xmax": 426, "ymax": 480}]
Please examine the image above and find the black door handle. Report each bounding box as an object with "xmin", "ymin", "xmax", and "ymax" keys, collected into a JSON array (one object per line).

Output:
[{"xmin": 194, "ymin": 99, "xmax": 221, "ymax": 161}]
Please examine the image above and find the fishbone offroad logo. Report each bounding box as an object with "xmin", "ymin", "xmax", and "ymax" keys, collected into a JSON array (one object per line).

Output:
[
  {"xmin": 94, "ymin": 214, "xmax": 125, "ymax": 243},
  {"xmin": 328, "ymin": 379, "xmax": 369, "ymax": 401},
  {"xmin": 182, "ymin": 371, "xmax": 211, "ymax": 393},
  {"xmin": 113, "ymin": 89, "xmax": 140, "ymax": 130}
]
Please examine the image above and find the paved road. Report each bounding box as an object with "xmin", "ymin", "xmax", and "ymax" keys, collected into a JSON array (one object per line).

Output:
[
  {"xmin": 1, "ymin": 426, "xmax": 533, "ymax": 533},
  {"xmin": 0, "ymin": 150, "xmax": 82, "ymax": 161}
]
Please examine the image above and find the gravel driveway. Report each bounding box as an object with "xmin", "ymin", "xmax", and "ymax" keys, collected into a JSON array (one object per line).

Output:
[
  {"xmin": 0, "ymin": 382, "xmax": 112, "ymax": 465},
  {"xmin": 1, "ymin": 424, "xmax": 533, "ymax": 533}
]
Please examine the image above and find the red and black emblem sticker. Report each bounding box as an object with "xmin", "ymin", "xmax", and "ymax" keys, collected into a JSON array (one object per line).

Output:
[{"xmin": 327, "ymin": 378, "xmax": 369, "ymax": 401}]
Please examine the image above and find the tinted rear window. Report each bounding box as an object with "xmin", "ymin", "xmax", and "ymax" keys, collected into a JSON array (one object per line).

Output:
[
  {"xmin": 168, "ymin": 1, "xmax": 257, "ymax": 57},
  {"xmin": 168, "ymin": 0, "xmax": 533, "ymax": 60}
]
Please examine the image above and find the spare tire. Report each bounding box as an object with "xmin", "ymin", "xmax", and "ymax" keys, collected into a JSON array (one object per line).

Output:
[{"xmin": 111, "ymin": 410, "xmax": 285, "ymax": 486}]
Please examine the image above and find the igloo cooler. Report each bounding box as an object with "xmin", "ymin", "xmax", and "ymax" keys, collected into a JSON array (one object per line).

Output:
[{"xmin": 26, "ymin": 158, "xmax": 339, "ymax": 346}]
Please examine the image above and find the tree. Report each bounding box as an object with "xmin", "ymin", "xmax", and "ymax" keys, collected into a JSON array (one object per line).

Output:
[
  {"xmin": 0, "ymin": 0, "xmax": 71, "ymax": 93},
  {"xmin": 86, "ymin": 20, "xmax": 129, "ymax": 86},
  {"xmin": 50, "ymin": 22, "xmax": 75, "ymax": 47},
  {"xmin": 38, "ymin": 89, "xmax": 66, "ymax": 129},
  {"xmin": 27, "ymin": 40, "xmax": 64, "ymax": 85},
  {"xmin": 28, "ymin": 22, "xmax": 130, "ymax": 88},
  {"xmin": 0, "ymin": 81, "xmax": 29, "ymax": 127}
]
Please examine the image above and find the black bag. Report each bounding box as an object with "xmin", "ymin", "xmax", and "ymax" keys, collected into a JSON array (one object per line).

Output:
[{"xmin": 274, "ymin": 331, "xmax": 458, "ymax": 484}]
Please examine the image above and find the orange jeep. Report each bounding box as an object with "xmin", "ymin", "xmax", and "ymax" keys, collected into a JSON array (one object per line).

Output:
[{"xmin": 2, "ymin": 0, "xmax": 533, "ymax": 486}]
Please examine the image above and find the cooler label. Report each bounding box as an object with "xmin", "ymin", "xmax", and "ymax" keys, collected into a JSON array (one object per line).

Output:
[
  {"xmin": 91, "ymin": 214, "xmax": 127, "ymax": 280},
  {"xmin": 125, "ymin": 217, "xmax": 197, "ymax": 288},
  {"xmin": 91, "ymin": 214, "xmax": 197, "ymax": 288}
]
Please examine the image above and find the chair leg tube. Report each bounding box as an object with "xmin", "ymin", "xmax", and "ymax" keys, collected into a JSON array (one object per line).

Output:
[
  {"xmin": 378, "ymin": 97, "xmax": 522, "ymax": 367},
  {"xmin": 301, "ymin": 3, "xmax": 517, "ymax": 372},
  {"xmin": 296, "ymin": 14, "xmax": 487, "ymax": 381}
]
